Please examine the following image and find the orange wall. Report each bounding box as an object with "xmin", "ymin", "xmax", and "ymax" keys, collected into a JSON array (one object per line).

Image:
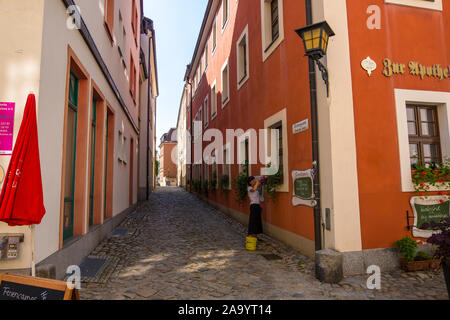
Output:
[
  {"xmin": 189, "ymin": 0, "xmax": 316, "ymax": 242},
  {"xmin": 161, "ymin": 142, "xmax": 177, "ymax": 178},
  {"xmin": 346, "ymin": 0, "xmax": 450, "ymax": 249}
]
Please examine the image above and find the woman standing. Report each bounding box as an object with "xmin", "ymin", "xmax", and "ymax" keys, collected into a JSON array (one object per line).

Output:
[{"xmin": 247, "ymin": 176, "xmax": 264, "ymax": 238}]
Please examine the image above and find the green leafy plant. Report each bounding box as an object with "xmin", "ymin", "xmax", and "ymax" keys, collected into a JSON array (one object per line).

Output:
[
  {"xmin": 412, "ymin": 157, "xmax": 450, "ymax": 198},
  {"xmin": 395, "ymin": 236, "xmax": 418, "ymax": 262},
  {"xmin": 203, "ymin": 180, "xmax": 209, "ymax": 195},
  {"xmin": 219, "ymin": 174, "xmax": 230, "ymax": 192},
  {"xmin": 264, "ymin": 165, "xmax": 283, "ymax": 203},
  {"xmin": 415, "ymin": 251, "xmax": 434, "ymax": 261},
  {"xmin": 232, "ymin": 163, "xmax": 249, "ymax": 205},
  {"xmin": 209, "ymin": 171, "xmax": 218, "ymax": 192},
  {"xmin": 192, "ymin": 179, "xmax": 202, "ymax": 193}
]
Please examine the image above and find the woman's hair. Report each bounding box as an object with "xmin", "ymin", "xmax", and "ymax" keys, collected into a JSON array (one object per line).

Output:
[{"xmin": 247, "ymin": 176, "xmax": 255, "ymax": 186}]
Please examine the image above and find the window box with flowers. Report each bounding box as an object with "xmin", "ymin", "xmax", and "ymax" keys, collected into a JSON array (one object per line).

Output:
[{"xmin": 412, "ymin": 158, "xmax": 450, "ymax": 199}]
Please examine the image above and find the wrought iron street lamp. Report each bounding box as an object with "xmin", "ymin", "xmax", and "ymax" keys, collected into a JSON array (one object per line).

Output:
[{"xmin": 295, "ymin": 21, "xmax": 335, "ymax": 96}]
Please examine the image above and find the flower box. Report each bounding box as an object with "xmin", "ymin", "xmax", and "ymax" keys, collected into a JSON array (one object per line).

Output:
[{"xmin": 400, "ymin": 258, "xmax": 442, "ymax": 272}]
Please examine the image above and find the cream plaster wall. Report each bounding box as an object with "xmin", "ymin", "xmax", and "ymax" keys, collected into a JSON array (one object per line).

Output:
[
  {"xmin": 0, "ymin": 0, "xmax": 45, "ymax": 270},
  {"xmin": 313, "ymin": 0, "xmax": 363, "ymax": 252}
]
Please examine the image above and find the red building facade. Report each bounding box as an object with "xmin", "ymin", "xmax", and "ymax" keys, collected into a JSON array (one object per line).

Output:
[{"xmin": 181, "ymin": 0, "xmax": 450, "ymax": 275}]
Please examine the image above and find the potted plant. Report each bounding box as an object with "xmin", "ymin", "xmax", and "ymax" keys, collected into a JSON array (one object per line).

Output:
[
  {"xmin": 219, "ymin": 174, "xmax": 230, "ymax": 193},
  {"xmin": 421, "ymin": 218, "xmax": 450, "ymax": 297},
  {"xmin": 209, "ymin": 172, "xmax": 218, "ymax": 192},
  {"xmin": 394, "ymin": 236, "xmax": 441, "ymax": 272},
  {"xmin": 232, "ymin": 164, "xmax": 249, "ymax": 205},
  {"xmin": 203, "ymin": 180, "xmax": 209, "ymax": 195}
]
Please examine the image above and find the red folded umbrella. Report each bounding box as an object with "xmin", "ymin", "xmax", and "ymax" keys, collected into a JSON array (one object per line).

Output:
[{"xmin": 0, "ymin": 94, "xmax": 46, "ymax": 226}]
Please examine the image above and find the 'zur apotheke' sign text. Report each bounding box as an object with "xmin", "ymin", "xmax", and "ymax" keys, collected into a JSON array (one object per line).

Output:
[{"xmin": 382, "ymin": 58, "xmax": 450, "ymax": 81}]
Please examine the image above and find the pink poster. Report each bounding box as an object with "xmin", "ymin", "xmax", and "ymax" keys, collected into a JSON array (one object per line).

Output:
[{"xmin": 0, "ymin": 102, "xmax": 15, "ymax": 155}]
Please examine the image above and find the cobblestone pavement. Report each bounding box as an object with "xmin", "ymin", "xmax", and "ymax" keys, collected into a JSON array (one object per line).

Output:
[{"xmin": 80, "ymin": 187, "xmax": 449, "ymax": 300}]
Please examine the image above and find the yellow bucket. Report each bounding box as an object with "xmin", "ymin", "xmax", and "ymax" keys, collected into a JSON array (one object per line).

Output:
[{"xmin": 246, "ymin": 236, "xmax": 258, "ymax": 251}]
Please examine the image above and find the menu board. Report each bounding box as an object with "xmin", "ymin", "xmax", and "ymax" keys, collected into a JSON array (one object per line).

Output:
[{"xmin": 0, "ymin": 102, "xmax": 15, "ymax": 155}]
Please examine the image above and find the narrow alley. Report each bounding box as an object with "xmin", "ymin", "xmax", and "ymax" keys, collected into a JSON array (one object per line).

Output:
[{"xmin": 79, "ymin": 188, "xmax": 448, "ymax": 300}]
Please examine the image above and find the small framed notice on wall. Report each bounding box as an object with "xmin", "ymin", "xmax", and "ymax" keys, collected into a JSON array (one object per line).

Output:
[{"xmin": 0, "ymin": 102, "xmax": 15, "ymax": 155}]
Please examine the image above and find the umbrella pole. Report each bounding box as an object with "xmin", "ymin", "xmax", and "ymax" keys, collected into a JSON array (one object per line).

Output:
[{"xmin": 30, "ymin": 225, "xmax": 35, "ymax": 277}]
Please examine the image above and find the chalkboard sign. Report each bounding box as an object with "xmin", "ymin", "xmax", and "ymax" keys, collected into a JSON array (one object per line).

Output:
[
  {"xmin": 292, "ymin": 169, "xmax": 317, "ymax": 208},
  {"xmin": 410, "ymin": 196, "xmax": 450, "ymax": 238},
  {"xmin": 294, "ymin": 177, "xmax": 313, "ymax": 199},
  {"xmin": 0, "ymin": 274, "xmax": 79, "ymax": 301}
]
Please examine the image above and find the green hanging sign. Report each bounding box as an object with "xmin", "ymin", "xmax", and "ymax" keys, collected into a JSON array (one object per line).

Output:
[
  {"xmin": 292, "ymin": 169, "xmax": 317, "ymax": 208},
  {"xmin": 410, "ymin": 196, "xmax": 450, "ymax": 238}
]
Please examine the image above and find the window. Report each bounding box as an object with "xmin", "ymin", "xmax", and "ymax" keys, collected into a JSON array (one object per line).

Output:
[
  {"xmin": 223, "ymin": 147, "xmax": 231, "ymax": 189},
  {"xmin": 264, "ymin": 108, "xmax": 289, "ymax": 192},
  {"xmin": 104, "ymin": 0, "xmax": 115, "ymax": 42},
  {"xmin": 205, "ymin": 44, "xmax": 209, "ymax": 69},
  {"xmin": 211, "ymin": 81, "xmax": 217, "ymax": 118},
  {"xmin": 384, "ymin": 0, "xmax": 443, "ymax": 11},
  {"xmin": 131, "ymin": 0, "xmax": 138, "ymax": 46},
  {"xmin": 212, "ymin": 19, "xmax": 217, "ymax": 53},
  {"xmin": 204, "ymin": 96, "xmax": 209, "ymax": 128},
  {"xmin": 221, "ymin": 60, "xmax": 229, "ymax": 107},
  {"xmin": 88, "ymin": 97, "xmax": 97, "ymax": 228},
  {"xmin": 237, "ymin": 26, "xmax": 249, "ymax": 89},
  {"xmin": 130, "ymin": 53, "xmax": 137, "ymax": 101},
  {"xmin": 270, "ymin": 121, "xmax": 284, "ymax": 176},
  {"xmin": 270, "ymin": 0, "xmax": 279, "ymax": 41},
  {"xmin": 407, "ymin": 105, "xmax": 442, "ymax": 169},
  {"xmin": 261, "ymin": 0, "xmax": 284, "ymax": 61},
  {"xmin": 222, "ymin": 0, "xmax": 229, "ymax": 30},
  {"xmin": 63, "ymin": 72, "xmax": 79, "ymax": 241}
]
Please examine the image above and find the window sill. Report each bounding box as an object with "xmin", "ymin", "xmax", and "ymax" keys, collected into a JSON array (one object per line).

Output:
[
  {"xmin": 221, "ymin": 19, "xmax": 229, "ymax": 34},
  {"xmin": 237, "ymin": 75, "xmax": 249, "ymax": 90},
  {"xmin": 211, "ymin": 112, "xmax": 217, "ymax": 120},
  {"xmin": 104, "ymin": 22, "xmax": 114, "ymax": 46},
  {"xmin": 263, "ymin": 34, "xmax": 283, "ymax": 62},
  {"xmin": 222, "ymin": 97, "xmax": 230, "ymax": 109}
]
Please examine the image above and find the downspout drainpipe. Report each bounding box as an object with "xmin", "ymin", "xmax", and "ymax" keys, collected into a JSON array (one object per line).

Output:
[
  {"xmin": 146, "ymin": 31, "xmax": 152, "ymax": 200},
  {"xmin": 188, "ymin": 80, "xmax": 193, "ymax": 191},
  {"xmin": 306, "ymin": 0, "xmax": 323, "ymax": 251}
]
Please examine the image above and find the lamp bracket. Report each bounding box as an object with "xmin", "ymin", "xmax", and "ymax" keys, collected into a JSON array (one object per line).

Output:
[{"xmin": 314, "ymin": 58, "xmax": 330, "ymax": 97}]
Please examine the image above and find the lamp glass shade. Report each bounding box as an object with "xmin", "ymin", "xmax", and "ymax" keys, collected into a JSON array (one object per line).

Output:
[{"xmin": 295, "ymin": 21, "xmax": 335, "ymax": 58}]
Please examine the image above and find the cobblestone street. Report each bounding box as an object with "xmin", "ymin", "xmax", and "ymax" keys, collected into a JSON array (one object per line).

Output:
[{"xmin": 79, "ymin": 187, "xmax": 449, "ymax": 300}]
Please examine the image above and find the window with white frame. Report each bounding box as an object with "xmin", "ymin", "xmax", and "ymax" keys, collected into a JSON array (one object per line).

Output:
[
  {"xmin": 212, "ymin": 19, "xmax": 217, "ymax": 53},
  {"xmin": 211, "ymin": 81, "xmax": 217, "ymax": 118},
  {"xmin": 264, "ymin": 108, "xmax": 289, "ymax": 192},
  {"xmin": 260, "ymin": 0, "xmax": 284, "ymax": 61},
  {"xmin": 394, "ymin": 89, "xmax": 450, "ymax": 192},
  {"xmin": 204, "ymin": 96, "xmax": 209, "ymax": 128},
  {"xmin": 222, "ymin": 0, "xmax": 229, "ymax": 30},
  {"xmin": 221, "ymin": 60, "xmax": 230, "ymax": 106},
  {"xmin": 237, "ymin": 25, "xmax": 249, "ymax": 89},
  {"xmin": 205, "ymin": 44, "xmax": 209, "ymax": 69},
  {"xmin": 384, "ymin": 0, "xmax": 442, "ymax": 11},
  {"xmin": 223, "ymin": 147, "xmax": 231, "ymax": 189}
]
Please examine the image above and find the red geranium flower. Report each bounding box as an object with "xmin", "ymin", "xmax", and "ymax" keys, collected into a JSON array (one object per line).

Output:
[
  {"xmin": 421, "ymin": 171, "xmax": 427, "ymax": 176},
  {"xmin": 440, "ymin": 200, "xmax": 445, "ymax": 204},
  {"xmin": 419, "ymin": 193, "xmax": 424, "ymax": 197}
]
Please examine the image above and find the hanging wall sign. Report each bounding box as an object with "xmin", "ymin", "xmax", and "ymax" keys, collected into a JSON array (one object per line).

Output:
[
  {"xmin": 410, "ymin": 196, "xmax": 450, "ymax": 238},
  {"xmin": 0, "ymin": 102, "xmax": 15, "ymax": 155},
  {"xmin": 292, "ymin": 169, "xmax": 317, "ymax": 208},
  {"xmin": 361, "ymin": 57, "xmax": 377, "ymax": 76}
]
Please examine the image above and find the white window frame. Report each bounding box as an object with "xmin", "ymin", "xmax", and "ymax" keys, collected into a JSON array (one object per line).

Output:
[
  {"xmin": 260, "ymin": 0, "xmax": 285, "ymax": 62},
  {"xmin": 384, "ymin": 0, "xmax": 442, "ymax": 11},
  {"xmin": 204, "ymin": 96, "xmax": 209, "ymax": 128},
  {"xmin": 221, "ymin": 59, "xmax": 230, "ymax": 108},
  {"xmin": 394, "ymin": 89, "xmax": 450, "ymax": 192},
  {"xmin": 264, "ymin": 108, "xmax": 289, "ymax": 192},
  {"xmin": 211, "ymin": 80, "xmax": 217, "ymax": 120},
  {"xmin": 212, "ymin": 18, "xmax": 217, "ymax": 56},
  {"xmin": 222, "ymin": 144, "xmax": 232, "ymax": 190},
  {"xmin": 222, "ymin": 0, "xmax": 229, "ymax": 33},
  {"xmin": 236, "ymin": 25, "xmax": 250, "ymax": 90}
]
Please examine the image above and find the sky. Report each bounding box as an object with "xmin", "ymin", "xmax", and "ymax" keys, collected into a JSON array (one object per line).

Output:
[{"xmin": 143, "ymin": 0, "xmax": 208, "ymax": 149}]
